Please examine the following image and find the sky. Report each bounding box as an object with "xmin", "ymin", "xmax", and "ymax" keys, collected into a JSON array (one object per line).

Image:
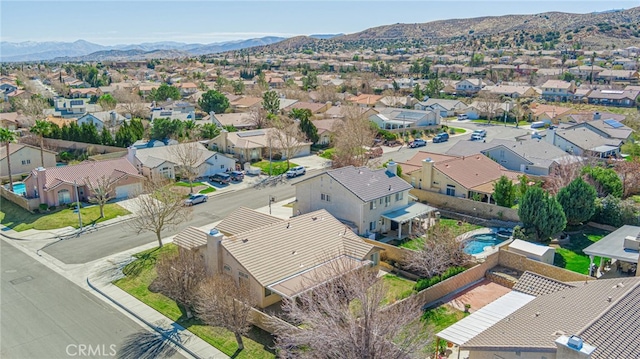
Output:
[{"xmin": 1, "ymin": 1, "xmax": 638, "ymax": 45}]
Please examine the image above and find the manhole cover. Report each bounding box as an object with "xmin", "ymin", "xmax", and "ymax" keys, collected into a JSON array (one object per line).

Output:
[{"xmin": 10, "ymin": 276, "xmax": 34, "ymax": 285}]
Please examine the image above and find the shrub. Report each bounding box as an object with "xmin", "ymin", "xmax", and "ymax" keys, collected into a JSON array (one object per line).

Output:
[
  {"xmin": 271, "ymin": 153, "xmax": 283, "ymax": 161},
  {"xmin": 39, "ymin": 203, "xmax": 49, "ymax": 211},
  {"xmin": 48, "ymin": 205, "xmax": 56, "ymax": 210},
  {"xmin": 414, "ymin": 266, "xmax": 466, "ymax": 292},
  {"xmin": 67, "ymin": 201, "xmax": 82, "ymax": 209}
]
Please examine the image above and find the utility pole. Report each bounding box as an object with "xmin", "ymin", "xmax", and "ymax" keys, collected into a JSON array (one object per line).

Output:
[{"xmin": 74, "ymin": 180, "xmax": 82, "ymax": 231}]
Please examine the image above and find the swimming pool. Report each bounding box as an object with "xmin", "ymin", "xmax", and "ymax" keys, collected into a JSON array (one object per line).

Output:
[
  {"xmin": 6, "ymin": 182, "xmax": 26, "ymax": 196},
  {"xmin": 463, "ymin": 233, "xmax": 507, "ymax": 255}
]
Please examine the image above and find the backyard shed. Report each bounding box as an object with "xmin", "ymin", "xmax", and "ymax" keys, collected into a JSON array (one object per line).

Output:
[{"xmin": 508, "ymin": 239, "xmax": 555, "ymax": 264}]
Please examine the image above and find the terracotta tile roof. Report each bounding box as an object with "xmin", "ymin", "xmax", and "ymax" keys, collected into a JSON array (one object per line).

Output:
[
  {"xmin": 215, "ymin": 207, "xmax": 283, "ymax": 236},
  {"xmin": 398, "ymin": 151, "xmax": 457, "ymax": 175},
  {"xmin": 512, "ymin": 271, "xmax": 574, "ymax": 297},
  {"xmin": 0, "ymin": 112, "xmax": 19, "ymax": 124},
  {"xmin": 173, "ymin": 226, "xmax": 208, "ymax": 250},
  {"xmin": 346, "ymin": 94, "xmax": 383, "ymax": 105},
  {"xmin": 230, "ymin": 96, "xmax": 262, "ymax": 108},
  {"xmin": 221, "ymin": 209, "xmax": 374, "ymax": 286},
  {"xmin": 433, "ymin": 154, "xmax": 520, "ymax": 189},
  {"xmin": 463, "ymin": 277, "xmax": 640, "ymax": 351}
]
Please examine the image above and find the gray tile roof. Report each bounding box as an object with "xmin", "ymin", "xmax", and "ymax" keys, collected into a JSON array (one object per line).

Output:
[
  {"xmin": 215, "ymin": 207, "xmax": 283, "ymax": 236},
  {"xmin": 321, "ymin": 166, "xmax": 412, "ymax": 202},
  {"xmin": 463, "ymin": 276, "xmax": 640, "ymax": 351},
  {"xmin": 512, "ymin": 271, "xmax": 574, "ymax": 297},
  {"xmin": 554, "ymin": 127, "xmax": 621, "ymax": 151},
  {"xmin": 173, "ymin": 226, "xmax": 208, "ymax": 250},
  {"xmin": 579, "ymin": 282, "xmax": 640, "ymax": 359}
]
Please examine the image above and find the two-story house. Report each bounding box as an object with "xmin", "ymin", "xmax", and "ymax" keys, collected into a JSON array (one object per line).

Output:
[
  {"xmin": 455, "ymin": 79, "xmax": 485, "ymax": 95},
  {"xmin": 77, "ymin": 111, "xmax": 127, "ymax": 132},
  {"xmin": 540, "ymin": 80, "xmax": 577, "ymax": 102},
  {"xmin": 294, "ymin": 165, "xmax": 436, "ymax": 239}
]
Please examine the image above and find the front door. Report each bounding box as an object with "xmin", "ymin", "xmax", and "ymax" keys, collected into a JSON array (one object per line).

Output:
[{"xmin": 57, "ymin": 189, "xmax": 71, "ymax": 204}]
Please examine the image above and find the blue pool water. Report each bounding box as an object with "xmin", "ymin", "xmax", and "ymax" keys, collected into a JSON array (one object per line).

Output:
[
  {"xmin": 8, "ymin": 182, "xmax": 26, "ymax": 196},
  {"xmin": 464, "ymin": 233, "xmax": 506, "ymax": 255}
]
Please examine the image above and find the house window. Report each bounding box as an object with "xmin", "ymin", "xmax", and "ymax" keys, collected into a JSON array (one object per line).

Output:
[
  {"xmin": 264, "ymin": 288, "xmax": 273, "ymax": 297},
  {"xmin": 446, "ymin": 185, "xmax": 456, "ymax": 197},
  {"xmin": 379, "ymin": 198, "xmax": 383, "ymax": 205},
  {"xmin": 499, "ymin": 150, "xmax": 505, "ymax": 159},
  {"xmin": 220, "ymin": 165, "xmax": 225, "ymax": 169},
  {"xmin": 223, "ymin": 265, "xmax": 231, "ymax": 273},
  {"xmin": 321, "ymin": 193, "xmax": 331, "ymax": 202},
  {"xmin": 370, "ymin": 201, "xmax": 376, "ymax": 210},
  {"xmin": 385, "ymin": 195, "xmax": 391, "ymax": 207},
  {"xmin": 21, "ymin": 159, "xmax": 30, "ymax": 165},
  {"xmin": 369, "ymin": 221, "xmax": 376, "ymax": 231},
  {"xmin": 395, "ymin": 192, "xmax": 403, "ymax": 201},
  {"xmin": 239, "ymin": 271, "xmax": 249, "ymax": 279}
]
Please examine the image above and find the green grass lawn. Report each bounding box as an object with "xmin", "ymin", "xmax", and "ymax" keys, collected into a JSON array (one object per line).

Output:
[
  {"xmin": 199, "ymin": 187, "xmax": 216, "ymax": 194},
  {"xmin": 448, "ymin": 127, "xmax": 466, "ymax": 134},
  {"xmin": 114, "ymin": 244, "xmax": 275, "ymax": 359},
  {"xmin": 398, "ymin": 219, "xmax": 483, "ymax": 250},
  {"xmin": 0, "ymin": 197, "xmax": 130, "ymax": 232},
  {"xmin": 174, "ymin": 181, "xmax": 206, "ymax": 187},
  {"xmin": 471, "ymin": 119, "xmax": 529, "ymax": 126},
  {"xmin": 381, "ymin": 274, "xmax": 415, "ymax": 304},
  {"xmin": 318, "ymin": 148, "xmax": 335, "ymax": 160},
  {"xmin": 422, "ymin": 305, "xmax": 468, "ymax": 354},
  {"xmin": 553, "ymin": 227, "xmax": 609, "ymax": 274},
  {"xmin": 252, "ymin": 160, "xmax": 299, "ymax": 176}
]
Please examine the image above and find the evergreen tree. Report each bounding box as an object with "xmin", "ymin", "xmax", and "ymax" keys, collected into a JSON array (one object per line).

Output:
[
  {"xmin": 556, "ymin": 178, "xmax": 597, "ymax": 225},
  {"xmin": 518, "ymin": 186, "xmax": 566, "ymax": 241},
  {"xmin": 198, "ymin": 90, "xmax": 230, "ymax": 114},
  {"xmin": 262, "ymin": 90, "xmax": 280, "ymax": 115},
  {"xmin": 80, "ymin": 123, "xmax": 101, "ymax": 144},
  {"xmin": 150, "ymin": 84, "xmax": 181, "ymax": 102},
  {"xmin": 100, "ymin": 128, "xmax": 115, "ymax": 146},
  {"xmin": 582, "ymin": 166, "xmax": 623, "ymax": 198},
  {"xmin": 493, "ymin": 175, "xmax": 516, "ymax": 208}
]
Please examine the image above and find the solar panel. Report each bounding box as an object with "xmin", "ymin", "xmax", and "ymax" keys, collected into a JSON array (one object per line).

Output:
[
  {"xmin": 70, "ymin": 100, "xmax": 84, "ymax": 106},
  {"xmin": 603, "ymin": 119, "xmax": 624, "ymax": 128}
]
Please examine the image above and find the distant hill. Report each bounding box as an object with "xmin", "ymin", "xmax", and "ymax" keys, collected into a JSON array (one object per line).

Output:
[
  {"xmin": 254, "ymin": 7, "xmax": 640, "ymax": 53},
  {"xmin": 309, "ymin": 33, "xmax": 344, "ymax": 39},
  {"xmin": 51, "ymin": 49, "xmax": 190, "ymax": 62}
]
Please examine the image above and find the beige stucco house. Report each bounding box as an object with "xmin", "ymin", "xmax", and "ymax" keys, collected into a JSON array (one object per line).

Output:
[
  {"xmin": 207, "ymin": 129, "xmax": 311, "ymax": 163},
  {"xmin": 173, "ymin": 207, "xmax": 378, "ymax": 308},
  {"xmin": 1, "ymin": 144, "xmax": 57, "ymax": 180},
  {"xmin": 23, "ymin": 157, "xmax": 144, "ymax": 207}
]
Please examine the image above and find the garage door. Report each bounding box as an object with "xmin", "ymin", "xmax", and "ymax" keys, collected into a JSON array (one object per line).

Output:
[{"xmin": 115, "ymin": 183, "xmax": 142, "ymax": 199}]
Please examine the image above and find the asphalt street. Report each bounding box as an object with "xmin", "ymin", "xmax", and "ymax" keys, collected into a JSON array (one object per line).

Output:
[{"xmin": 0, "ymin": 240, "xmax": 185, "ymax": 359}]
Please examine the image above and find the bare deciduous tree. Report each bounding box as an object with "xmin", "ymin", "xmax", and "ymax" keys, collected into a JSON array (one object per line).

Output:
[
  {"xmin": 615, "ymin": 158, "xmax": 640, "ymax": 198},
  {"xmin": 268, "ymin": 116, "xmax": 306, "ymax": 170},
  {"xmin": 114, "ymin": 89, "xmax": 150, "ymax": 119},
  {"xmin": 331, "ymin": 105, "xmax": 377, "ymax": 168},
  {"xmin": 543, "ymin": 157, "xmax": 585, "ymax": 195},
  {"xmin": 195, "ymin": 274, "xmax": 256, "ymax": 352},
  {"xmin": 84, "ymin": 175, "xmax": 119, "ymax": 218},
  {"xmin": 248, "ymin": 107, "xmax": 270, "ymax": 129},
  {"xmin": 155, "ymin": 249, "xmax": 207, "ymax": 319},
  {"xmin": 272, "ymin": 258, "xmax": 431, "ymax": 358},
  {"xmin": 475, "ymin": 92, "xmax": 502, "ymax": 123},
  {"xmin": 404, "ymin": 224, "xmax": 472, "ymax": 278},
  {"xmin": 169, "ymin": 143, "xmax": 203, "ymax": 193},
  {"xmin": 127, "ymin": 178, "xmax": 192, "ymax": 248},
  {"xmin": 11, "ymin": 95, "xmax": 49, "ymax": 120}
]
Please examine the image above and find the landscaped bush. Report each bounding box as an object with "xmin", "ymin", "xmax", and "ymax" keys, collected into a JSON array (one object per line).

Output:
[
  {"xmin": 271, "ymin": 153, "xmax": 282, "ymax": 161},
  {"xmin": 414, "ymin": 266, "xmax": 466, "ymax": 292},
  {"xmin": 39, "ymin": 203, "xmax": 49, "ymax": 212}
]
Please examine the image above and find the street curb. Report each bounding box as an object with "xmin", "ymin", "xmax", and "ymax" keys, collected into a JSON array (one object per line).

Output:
[{"xmin": 86, "ymin": 277, "xmax": 202, "ymax": 359}]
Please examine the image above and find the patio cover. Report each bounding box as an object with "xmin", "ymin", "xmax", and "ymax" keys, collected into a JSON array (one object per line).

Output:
[
  {"xmin": 381, "ymin": 202, "xmax": 437, "ymax": 224},
  {"xmin": 436, "ymin": 291, "xmax": 535, "ymax": 346},
  {"xmin": 583, "ymin": 225, "xmax": 640, "ymax": 263}
]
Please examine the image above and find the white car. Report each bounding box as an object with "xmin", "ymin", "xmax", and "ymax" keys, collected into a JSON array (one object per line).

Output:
[
  {"xmin": 472, "ymin": 129, "xmax": 487, "ymax": 137},
  {"xmin": 457, "ymin": 114, "xmax": 468, "ymax": 120},
  {"xmin": 286, "ymin": 166, "xmax": 306, "ymax": 178},
  {"xmin": 470, "ymin": 133, "xmax": 484, "ymax": 141}
]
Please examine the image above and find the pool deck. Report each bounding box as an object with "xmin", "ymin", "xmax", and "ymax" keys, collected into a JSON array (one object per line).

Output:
[{"xmin": 458, "ymin": 227, "xmax": 513, "ymax": 260}]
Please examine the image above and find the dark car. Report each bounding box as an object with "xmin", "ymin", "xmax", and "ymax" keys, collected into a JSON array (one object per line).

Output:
[
  {"xmin": 209, "ymin": 172, "xmax": 231, "ymax": 184},
  {"xmin": 432, "ymin": 132, "xmax": 449, "ymax": 143},
  {"xmin": 230, "ymin": 170, "xmax": 244, "ymax": 181},
  {"xmin": 184, "ymin": 194, "xmax": 207, "ymax": 206},
  {"xmin": 409, "ymin": 138, "xmax": 427, "ymax": 148}
]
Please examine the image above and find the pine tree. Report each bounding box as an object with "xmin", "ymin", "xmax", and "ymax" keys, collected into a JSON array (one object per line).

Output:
[
  {"xmin": 556, "ymin": 178, "xmax": 597, "ymax": 225},
  {"xmin": 518, "ymin": 186, "xmax": 566, "ymax": 241},
  {"xmin": 493, "ymin": 175, "xmax": 516, "ymax": 207}
]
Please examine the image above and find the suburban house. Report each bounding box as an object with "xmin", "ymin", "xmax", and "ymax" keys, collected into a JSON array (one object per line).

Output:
[
  {"xmin": 464, "ymin": 101, "xmax": 512, "ymax": 120},
  {"xmin": 312, "ymin": 119, "xmax": 341, "ymax": 146},
  {"xmin": 584, "ymin": 225, "xmax": 640, "ymax": 276},
  {"xmin": 369, "ymin": 108, "xmax": 440, "ymax": 130},
  {"xmin": 176, "ymin": 82, "xmax": 198, "ymax": 96},
  {"xmin": 545, "ymin": 126, "xmax": 623, "ymax": 158},
  {"xmin": 173, "ymin": 207, "xmax": 378, "ymax": 308},
  {"xmin": 293, "ymin": 165, "xmax": 436, "ymax": 239},
  {"xmin": 540, "ymin": 80, "xmax": 577, "ymax": 102},
  {"xmin": 283, "ymin": 101, "xmax": 331, "ymax": 117},
  {"xmin": 207, "ymin": 129, "xmax": 311, "ymax": 163},
  {"xmin": 210, "ymin": 112, "xmax": 256, "ymax": 130},
  {"xmin": 568, "ymin": 64, "xmax": 605, "ymax": 79},
  {"xmin": 414, "ymin": 98, "xmax": 468, "ymax": 118},
  {"xmin": 446, "ymin": 138, "xmax": 581, "ymax": 176},
  {"xmin": 481, "ymin": 84, "xmax": 539, "ymax": 98},
  {"xmin": 1, "ymin": 82, "xmax": 18, "ymax": 102},
  {"xmin": 438, "ymin": 273, "xmax": 640, "ymax": 359},
  {"xmin": 53, "ymin": 98, "xmax": 87, "ymax": 118},
  {"xmin": 151, "ymin": 109, "xmax": 196, "ymax": 122},
  {"xmin": 323, "ymin": 105, "xmax": 378, "ymax": 120},
  {"xmin": 455, "ymin": 78, "xmax": 485, "ymax": 95},
  {"xmin": 0, "ymin": 112, "xmax": 19, "ymax": 130},
  {"xmin": 528, "ymin": 103, "xmax": 574, "ymax": 124},
  {"xmin": 346, "ymin": 94, "xmax": 383, "ymax": 107},
  {"xmin": 23, "ymin": 157, "xmax": 144, "ymax": 206},
  {"xmin": 376, "ymin": 96, "xmax": 417, "ymax": 108},
  {"xmin": 397, "ymin": 151, "xmax": 520, "ymax": 203},
  {"xmin": 1, "ymin": 143, "xmax": 57, "ymax": 180},
  {"xmin": 229, "ymin": 96, "xmax": 262, "ymax": 112},
  {"xmin": 587, "ymin": 89, "xmax": 640, "ymax": 107},
  {"xmin": 77, "ymin": 111, "xmax": 127, "ymax": 131},
  {"xmin": 69, "ymin": 87, "xmax": 101, "ymax": 99},
  {"xmin": 596, "ymin": 69, "xmax": 639, "ymax": 83},
  {"xmin": 126, "ymin": 142, "xmax": 235, "ymax": 180},
  {"xmin": 567, "ymin": 118, "xmax": 634, "ymax": 142}
]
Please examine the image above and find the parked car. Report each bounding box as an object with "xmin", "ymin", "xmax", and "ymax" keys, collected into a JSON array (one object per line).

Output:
[
  {"xmin": 457, "ymin": 114, "xmax": 468, "ymax": 120},
  {"xmin": 184, "ymin": 194, "xmax": 207, "ymax": 206},
  {"xmin": 209, "ymin": 172, "xmax": 231, "ymax": 184},
  {"xmin": 409, "ymin": 138, "xmax": 427, "ymax": 148},
  {"xmin": 286, "ymin": 166, "xmax": 306, "ymax": 178},
  {"xmin": 432, "ymin": 132, "xmax": 449, "ymax": 143},
  {"xmin": 470, "ymin": 133, "xmax": 484, "ymax": 141},
  {"xmin": 230, "ymin": 170, "xmax": 244, "ymax": 181},
  {"xmin": 472, "ymin": 129, "xmax": 487, "ymax": 137}
]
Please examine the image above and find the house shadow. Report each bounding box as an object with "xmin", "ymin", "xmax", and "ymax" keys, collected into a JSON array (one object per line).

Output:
[{"xmin": 553, "ymin": 252, "xmax": 566, "ymax": 268}]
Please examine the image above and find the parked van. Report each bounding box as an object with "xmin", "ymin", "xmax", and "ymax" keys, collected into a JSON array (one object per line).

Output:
[{"xmin": 531, "ymin": 121, "xmax": 546, "ymax": 129}]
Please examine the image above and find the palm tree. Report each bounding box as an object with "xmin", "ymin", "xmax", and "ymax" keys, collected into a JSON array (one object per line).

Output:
[
  {"xmin": 183, "ymin": 119, "xmax": 201, "ymax": 140},
  {"xmin": 30, "ymin": 120, "xmax": 52, "ymax": 167},
  {"xmin": 590, "ymin": 52, "xmax": 596, "ymax": 84},
  {"xmin": 0, "ymin": 128, "xmax": 17, "ymax": 192}
]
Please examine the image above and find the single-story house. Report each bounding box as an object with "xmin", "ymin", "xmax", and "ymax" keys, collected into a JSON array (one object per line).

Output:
[
  {"xmin": 23, "ymin": 157, "xmax": 144, "ymax": 206},
  {"xmin": 230, "ymin": 96, "xmax": 262, "ymax": 112},
  {"xmin": 0, "ymin": 112, "xmax": 19, "ymax": 130},
  {"xmin": 414, "ymin": 99, "xmax": 468, "ymax": 118},
  {"xmin": 210, "ymin": 112, "xmax": 257, "ymax": 130},
  {"xmin": 283, "ymin": 101, "xmax": 331, "ymax": 117},
  {"xmin": 346, "ymin": 94, "xmax": 383, "ymax": 107},
  {"xmin": 173, "ymin": 207, "xmax": 378, "ymax": 308},
  {"xmin": 587, "ymin": 89, "xmax": 640, "ymax": 108},
  {"xmin": 369, "ymin": 108, "xmax": 440, "ymax": 130},
  {"xmin": 207, "ymin": 128, "xmax": 312, "ymax": 163},
  {"xmin": 323, "ymin": 105, "xmax": 378, "ymax": 120},
  {"xmin": 545, "ymin": 127, "xmax": 623, "ymax": 158},
  {"xmin": 1, "ymin": 143, "xmax": 57, "ymax": 180}
]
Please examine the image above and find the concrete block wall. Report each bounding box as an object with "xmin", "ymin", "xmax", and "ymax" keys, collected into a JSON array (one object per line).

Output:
[
  {"xmin": 499, "ymin": 249, "xmax": 592, "ymax": 282},
  {"xmin": 410, "ymin": 189, "xmax": 520, "ymax": 222}
]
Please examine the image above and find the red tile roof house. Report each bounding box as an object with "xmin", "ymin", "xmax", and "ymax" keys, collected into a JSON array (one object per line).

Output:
[{"xmin": 23, "ymin": 158, "xmax": 144, "ymax": 208}]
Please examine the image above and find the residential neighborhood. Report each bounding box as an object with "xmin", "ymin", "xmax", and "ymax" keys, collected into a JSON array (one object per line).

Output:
[{"xmin": 2, "ymin": 3, "xmax": 640, "ymax": 359}]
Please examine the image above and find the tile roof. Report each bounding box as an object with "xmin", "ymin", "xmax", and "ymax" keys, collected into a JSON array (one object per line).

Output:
[
  {"xmin": 512, "ymin": 271, "xmax": 574, "ymax": 297},
  {"xmin": 584, "ymin": 119, "xmax": 634, "ymax": 140},
  {"xmin": 212, "ymin": 113, "xmax": 254, "ymax": 128},
  {"xmin": 588, "ymin": 89, "xmax": 640, "ymax": 100},
  {"xmin": 0, "ymin": 143, "xmax": 57, "ymax": 160},
  {"xmin": 173, "ymin": 226, "xmax": 208, "ymax": 250},
  {"xmin": 221, "ymin": 209, "xmax": 374, "ymax": 286},
  {"xmin": 553, "ymin": 127, "xmax": 621, "ymax": 151},
  {"xmin": 133, "ymin": 142, "xmax": 218, "ymax": 169},
  {"xmin": 285, "ymin": 101, "xmax": 327, "ymax": 113},
  {"xmin": 308, "ymin": 166, "xmax": 413, "ymax": 202},
  {"xmin": 463, "ymin": 277, "xmax": 640, "ymax": 351},
  {"xmin": 433, "ymin": 154, "xmax": 520, "ymax": 190},
  {"xmin": 230, "ymin": 96, "xmax": 262, "ymax": 108},
  {"xmin": 28, "ymin": 157, "xmax": 142, "ymax": 190},
  {"xmin": 215, "ymin": 207, "xmax": 283, "ymax": 236},
  {"xmin": 541, "ymin": 79, "xmax": 573, "ymax": 89}
]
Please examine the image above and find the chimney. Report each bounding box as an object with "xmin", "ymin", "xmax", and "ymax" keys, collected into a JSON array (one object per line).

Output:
[
  {"xmin": 35, "ymin": 167, "xmax": 47, "ymax": 204},
  {"xmin": 206, "ymin": 228, "xmax": 225, "ymax": 274},
  {"xmin": 386, "ymin": 161, "xmax": 398, "ymax": 177},
  {"xmin": 421, "ymin": 158, "xmax": 434, "ymax": 190},
  {"xmin": 555, "ymin": 335, "xmax": 595, "ymax": 359},
  {"xmin": 545, "ymin": 127, "xmax": 556, "ymax": 145},
  {"xmin": 593, "ymin": 112, "xmax": 601, "ymax": 120},
  {"xmin": 126, "ymin": 146, "xmax": 137, "ymax": 167}
]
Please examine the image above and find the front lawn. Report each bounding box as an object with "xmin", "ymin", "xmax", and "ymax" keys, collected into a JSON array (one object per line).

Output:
[
  {"xmin": 199, "ymin": 187, "xmax": 216, "ymax": 194},
  {"xmin": 252, "ymin": 160, "xmax": 299, "ymax": 176},
  {"xmin": 318, "ymin": 148, "xmax": 335, "ymax": 160},
  {"xmin": 114, "ymin": 244, "xmax": 275, "ymax": 359},
  {"xmin": 471, "ymin": 119, "xmax": 529, "ymax": 127},
  {"xmin": 553, "ymin": 227, "xmax": 609, "ymax": 274},
  {"xmin": 382, "ymin": 274, "xmax": 415, "ymax": 305},
  {"xmin": 0, "ymin": 197, "xmax": 130, "ymax": 232},
  {"xmin": 174, "ymin": 181, "xmax": 206, "ymax": 187}
]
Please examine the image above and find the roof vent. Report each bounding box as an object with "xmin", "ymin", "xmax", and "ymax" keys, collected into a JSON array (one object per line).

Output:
[
  {"xmin": 287, "ymin": 222, "xmax": 290, "ymax": 229},
  {"xmin": 388, "ymin": 185, "xmax": 392, "ymax": 191},
  {"xmin": 535, "ymin": 312, "xmax": 540, "ymax": 317},
  {"xmin": 292, "ymin": 251, "xmax": 297, "ymax": 255},
  {"xmin": 209, "ymin": 229, "xmax": 219, "ymax": 236},
  {"xmin": 242, "ymin": 239, "xmax": 249, "ymax": 243},
  {"xmin": 607, "ymin": 296, "xmax": 612, "ymax": 302},
  {"xmin": 567, "ymin": 335, "xmax": 583, "ymax": 350},
  {"xmin": 312, "ymin": 216, "xmax": 318, "ymax": 221}
]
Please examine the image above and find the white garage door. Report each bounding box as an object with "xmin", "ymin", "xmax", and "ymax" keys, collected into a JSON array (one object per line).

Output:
[{"xmin": 115, "ymin": 183, "xmax": 142, "ymax": 199}]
